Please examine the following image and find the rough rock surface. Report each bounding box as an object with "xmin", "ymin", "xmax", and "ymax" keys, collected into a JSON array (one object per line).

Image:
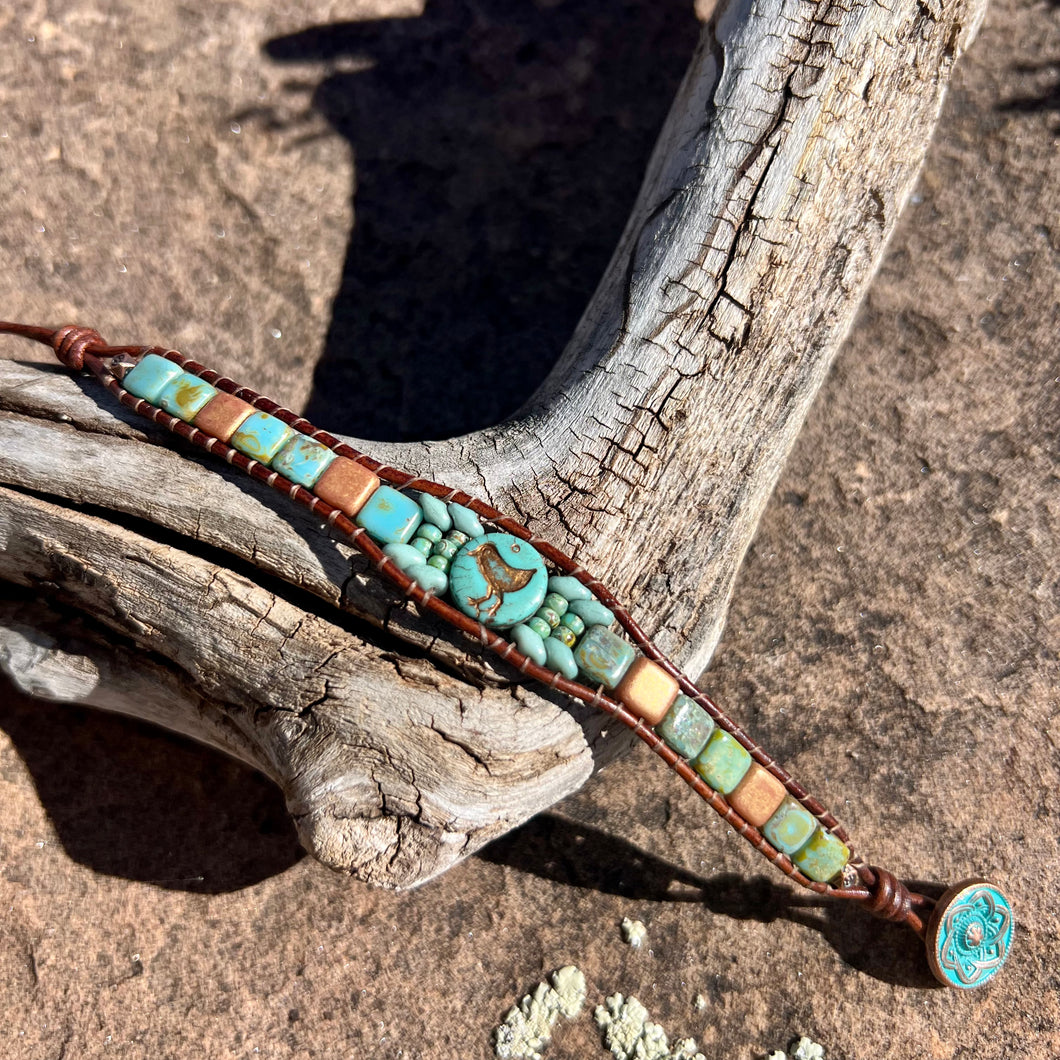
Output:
[{"xmin": 0, "ymin": 1, "xmax": 1056, "ymax": 1058}]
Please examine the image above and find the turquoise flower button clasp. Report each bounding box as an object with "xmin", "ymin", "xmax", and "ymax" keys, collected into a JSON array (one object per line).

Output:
[
  {"xmin": 926, "ymin": 879, "xmax": 1014, "ymax": 989},
  {"xmin": 448, "ymin": 533, "xmax": 547, "ymax": 629}
]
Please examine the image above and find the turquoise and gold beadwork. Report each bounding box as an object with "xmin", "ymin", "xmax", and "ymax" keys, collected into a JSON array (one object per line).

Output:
[
  {"xmin": 693, "ymin": 728, "xmax": 752, "ymax": 794},
  {"xmin": 573, "ymin": 624, "xmax": 636, "ymax": 689},
  {"xmin": 762, "ymin": 795, "xmax": 817, "ymax": 856},
  {"xmin": 448, "ymin": 533, "xmax": 548, "ymax": 629},
  {"xmin": 656, "ymin": 694, "xmax": 715, "ymax": 759},
  {"xmin": 791, "ymin": 825, "xmax": 850, "ymax": 883},
  {"xmin": 158, "ymin": 371, "xmax": 218, "ymax": 422}
]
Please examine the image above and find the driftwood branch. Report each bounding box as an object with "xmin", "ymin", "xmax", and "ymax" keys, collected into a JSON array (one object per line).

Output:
[{"xmin": 0, "ymin": 0, "xmax": 986, "ymax": 887}]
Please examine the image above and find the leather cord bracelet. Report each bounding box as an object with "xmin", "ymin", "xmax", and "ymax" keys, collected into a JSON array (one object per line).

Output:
[{"xmin": 0, "ymin": 320, "xmax": 1015, "ymax": 990}]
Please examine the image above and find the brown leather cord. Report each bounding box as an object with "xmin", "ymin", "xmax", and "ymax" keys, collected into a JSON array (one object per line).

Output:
[{"xmin": 0, "ymin": 321, "xmax": 935, "ymax": 936}]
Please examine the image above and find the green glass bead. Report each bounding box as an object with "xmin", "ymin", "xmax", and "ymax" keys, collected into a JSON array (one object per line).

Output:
[
  {"xmin": 526, "ymin": 616, "xmax": 552, "ymax": 639},
  {"xmin": 511, "ymin": 623, "xmax": 547, "ymax": 667},
  {"xmin": 446, "ymin": 530, "xmax": 469, "ymax": 547},
  {"xmin": 656, "ymin": 694, "xmax": 715, "ymax": 759},
  {"xmin": 693, "ymin": 729, "xmax": 752, "ymax": 794},
  {"xmin": 416, "ymin": 492, "xmax": 452, "ymax": 532},
  {"xmin": 547, "ymin": 575, "xmax": 593, "ymax": 602},
  {"xmin": 383, "ymin": 543, "xmax": 427, "ymax": 572},
  {"xmin": 551, "ymin": 624, "xmax": 577, "ymax": 648},
  {"xmin": 272, "ymin": 433, "xmax": 335, "ymax": 487},
  {"xmin": 573, "ymin": 625, "xmax": 635, "ymax": 689},
  {"xmin": 568, "ymin": 597, "xmax": 615, "ymax": 628},
  {"xmin": 411, "ymin": 536, "xmax": 433, "ymax": 556},
  {"xmin": 447, "ymin": 502, "xmax": 484, "ymax": 538},
  {"xmin": 762, "ymin": 796, "xmax": 818, "ymax": 856},
  {"xmin": 535, "ymin": 606, "xmax": 561, "ymax": 630},
  {"xmin": 792, "ymin": 826, "xmax": 850, "ymax": 883},
  {"xmin": 426, "ymin": 554, "xmax": 450, "ymax": 572},
  {"xmin": 431, "ymin": 539, "xmax": 459, "ymax": 560},
  {"xmin": 542, "ymin": 592, "xmax": 568, "ymax": 617},
  {"xmin": 407, "ymin": 562, "xmax": 447, "ymax": 595},
  {"xmin": 416, "ymin": 523, "xmax": 443, "ymax": 544},
  {"xmin": 560, "ymin": 612, "xmax": 585, "ymax": 637},
  {"xmin": 544, "ymin": 636, "xmax": 578, "ymax": 680}
]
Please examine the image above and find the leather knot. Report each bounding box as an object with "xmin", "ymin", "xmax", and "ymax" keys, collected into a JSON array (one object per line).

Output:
[
  {"xmin": 53, "ymin": 324, "xmax": 106, "ymax": 370},
  {"xmin": 862, "ymin": 866, "xmax": 913, "ymax": 923}
]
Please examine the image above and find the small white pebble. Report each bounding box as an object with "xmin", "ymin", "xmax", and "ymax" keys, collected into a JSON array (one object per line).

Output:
[
  {"xmin": 620, "ymin": 916, "xmax": 647, "ymax": 948},
  {"xmin": 792, "ymin": 1037, "xmax": 825, "ymax": 1060}
]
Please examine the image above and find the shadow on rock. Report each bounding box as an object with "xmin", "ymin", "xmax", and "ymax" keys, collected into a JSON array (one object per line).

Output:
[
  {"xmin": 258, "ymin": 0, "xmax": 698, "ymax": 440},
  {"xmin": 480, "ymin": 813, "xmax": 941, "ymax": 989},
  {"xmin": 0, "ymin": 678, "xmax": 303, "ymax": 894}
]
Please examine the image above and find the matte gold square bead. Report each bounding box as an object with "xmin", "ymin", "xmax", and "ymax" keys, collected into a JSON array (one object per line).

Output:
[
  {"xmin": 191, "ymin": 391, "xmax": 254, "ymax": 442},
  {"xmin": 728, "ymin": 762, "xmax": 786, "ymax": 828},
  {"xmin": 614, "ymin": 656, "xmax": 679, "ymax": 726},
  {"xmin": 313, "ymin": 456, "xmax": 381, "ymax": 517}
]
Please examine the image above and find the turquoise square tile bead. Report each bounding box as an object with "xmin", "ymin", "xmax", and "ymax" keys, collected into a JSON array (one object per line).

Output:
[
  {"xmin": 271, "ymin": 434, "xmax": 336, "ymax": 488},
  {"xmin": 157, "ymin": 371, "xmax": 218, "ymax": 422},
  {"xmin": 762, "ymin": 795, "xmax": 818, "ymax": 856},
  {"xmin": 231, "ymin": 411, "xmax": 294, "ymax": 463},
  {"xmin": 656, "ymin": 694, "xmax": 715, "ymax": 759},
  {"xmin": 572, "ymin": 624, "xmax": 635, "ymax": 689},
  {"xmin": 122, "ymin": 353, "xmax": 184, "ymax": 403},
  {"xmin": 355, "ymin": 485, "xmax": 423, "ymax": 545},
  {"xmin": 693, "ymin": 728, "xmax": 752, "ymax": 794},
  {"xmin": 792, "ymin": 825, "xmax": 850, "ymax": 883}
]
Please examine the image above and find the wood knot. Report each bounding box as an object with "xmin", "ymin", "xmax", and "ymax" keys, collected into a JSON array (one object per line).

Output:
[{"xmin": 53, "ymin": 324, "xmax": 106, "ymax": 370}]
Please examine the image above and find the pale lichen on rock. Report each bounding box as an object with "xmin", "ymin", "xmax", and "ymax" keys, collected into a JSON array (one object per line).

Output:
[
  {"xmin": 593, "ymin": 993, "xmax": 706, "ymax": 1060},
  {"xmin": 493, "ymin": 966, "xmax": 587, "ymax": 1060}
]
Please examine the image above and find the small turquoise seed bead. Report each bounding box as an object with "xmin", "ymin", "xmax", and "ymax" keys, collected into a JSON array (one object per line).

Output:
[
  {"xmin": 122, "ymin": 353, "xmax": 184, "ymax": 403},
  {"xmin": 417, "ymin": 493, "xmax": 452, "ymax": 532},
  {"xmin": 355, "ymin": 485, "xmax": 423, "ymax": 545},
  {"xmin": 431, "ymin": 539, "xmax": 459, "ymax": 560},
  {"xmin": 416, "ymin": 523, "xmax": 443, "ymax": 544},
  {"xmin": 535, "ymin": 606, "xmax": 561, "ymax": 630},
  {"xmin": 542, "ymin": 592, "xmax": 568, "ymax": 617},
  {"xmin": 411, "ymin": 536, "xmax": 433, "ymax": 556},
  {"xmin": 547, "ymin": 575, "xmax": 593, "ymax": 602},
  {"xmin": 446, "ymin": 530, "xmax": 470, "ymax": 547},
  {"xmin": 560, "ymin": 612, "xmax": 585, "ymax": 637},
  {"xmin": 693, "ymin": 729, "xmax": 752, "ymax": 794},
  {"xmin": 544, "ymin": 636, "xmax": 579, "ymax": 680},
  {"xmin": 407, "ymin": 562, "xmax": 447, "ymax": 595},
  {"xmin": 791, "ymin": 826, "xmax": 851, "ymax": 884},
  {"xmin": 656, "ymin": 694, "xmax": 715, "ymax": 759},
  {"xmin": 271, "ymin": 433, "xmax": 336, "ymax": 488},
  {"xmin": 526, "ymin": 616, "xmax": 552, "ymax": 639},
  {"xmin": 573, "ymin": 625, "xmax": 636, "ymax": 689},
  {"xmin": 230, "ymin": 411, "xmax": 294, "ymax": 463},
  {"xmin": 158, "ymin": 371, "xmax": 218, "ymax": 422},
  {"xmin": 762, "ymin": 796, "xmax": 818, "ymax": 857},
  {"xmin": 383, "ymin": 543, "xmax": 427, "ymax": 572},
  {"xmin": 551, "ymin": 624, "xmax": 577, "ymax": 648},
  {"xmin": 511, "ymin": 623, "xmax": 547, "ymax": 667},
  {"xmin": 447, "ymin": 502, "xmax": 484, "ymax": 538},
  {"xmin": 426, "ymin": 554, "xmax": 450, "ymax": 572},
  {"xmin": 567, "ymin": 597, "xmax": 615, "ymax": 628}
]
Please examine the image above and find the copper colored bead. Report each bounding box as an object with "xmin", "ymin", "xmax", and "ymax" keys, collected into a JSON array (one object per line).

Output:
[
  {"xmin": 728, "ymin": 762, "xmax": 786, "ymax": 827},
  {"xmin": 192, "ymin": 391, "xmax": 253, "ymax": 442},
  {"xmin": 614, "ymin": 656, "xmax": 679, "ymax": 726},
  {"xmin": 313, "ymin": 456, "xmax": 381, "ymax": 518}
]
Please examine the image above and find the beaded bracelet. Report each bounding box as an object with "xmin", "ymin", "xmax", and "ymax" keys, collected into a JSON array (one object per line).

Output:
[{"xmin": 1, "ymin": 320, "xmax": 1014, "ymax": 990}]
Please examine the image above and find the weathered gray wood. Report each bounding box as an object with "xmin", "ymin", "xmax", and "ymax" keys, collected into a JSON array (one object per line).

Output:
[{"xmin": 0, "ymin": 0, "xmax": 986, "ymax": 886}]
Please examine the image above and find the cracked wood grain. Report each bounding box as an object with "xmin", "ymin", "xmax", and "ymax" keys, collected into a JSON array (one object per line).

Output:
[{"xmin": 0, "ymin": 0, "xmax": 987, "ymax": 886}]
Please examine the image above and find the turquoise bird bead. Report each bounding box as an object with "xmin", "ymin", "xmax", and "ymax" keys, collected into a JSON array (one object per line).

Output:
[{"xmin": 448, "ymin": 533, "xmax": 547, "ymax": 629}]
